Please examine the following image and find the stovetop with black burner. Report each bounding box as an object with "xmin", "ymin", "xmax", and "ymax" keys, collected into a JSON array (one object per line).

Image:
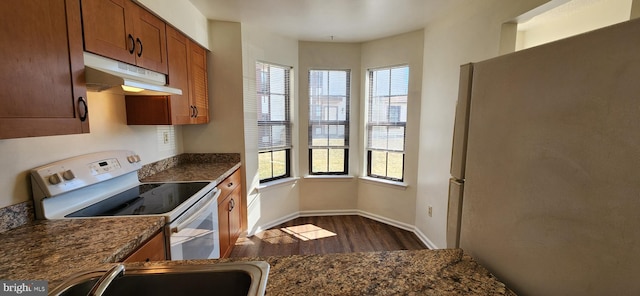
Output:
[{"xmin": 66, "ymin": 182, "xmax": 210, "ymax": 217}]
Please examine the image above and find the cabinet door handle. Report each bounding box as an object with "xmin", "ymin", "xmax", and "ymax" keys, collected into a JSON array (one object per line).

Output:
[
  {"xmin": 194, "ymin": 106, "xmax": 199, "ymax": 117},
  {"xmin": 229, "ymin": 198, "xmax": 235, "ymax": 212},
  {"xmin": 136, "ymin": 38, "xmax": 143, "ymax": 57},
  {"xmin": 190, "ymin": 106, "xmax": 195, "ymax": 117},
  {"xmin": 128, "ymin": 34, "xmax": 135, "ymax": 54},
  {"xmin": 77, "ymin": 97, "xmax": 88, "ymax": 122}
]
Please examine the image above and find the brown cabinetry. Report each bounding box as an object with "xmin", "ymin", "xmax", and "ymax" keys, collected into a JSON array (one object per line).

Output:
[
  {"xmin": 81, "ymin": 0, "xmax": 168, "ymax": 74},
  {"xmin": 0, "ymin": 0, "xmax": 89, "ymax": 139},
  {"xmin": 125, "ymin": 27, "xmax": 209, "ymax": 125},
  {"xmin": 123, "ymin": 231, "xmax": 166, "ymax": 263},
  {"xmin": 217, "ymin": 169, "xmax": 243, "ymax": 258}
]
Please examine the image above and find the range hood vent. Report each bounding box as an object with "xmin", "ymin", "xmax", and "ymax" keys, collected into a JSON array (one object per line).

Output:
[{"xmin": 83, "ymin": 52, "xmax": 182, "ymax": 96}]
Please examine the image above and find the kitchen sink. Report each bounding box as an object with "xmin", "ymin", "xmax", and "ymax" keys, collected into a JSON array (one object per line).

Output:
[{"xmin": 49, "ymin": 261, "xmax": 269, "ymax": 296}]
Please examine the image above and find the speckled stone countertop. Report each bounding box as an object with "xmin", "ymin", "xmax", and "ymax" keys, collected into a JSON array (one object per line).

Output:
[
  {"xmin": 0, "ymin": 217, "xmax": 165, "ymax": 288},
  {"xmin": 125, "ymin": 248, "xmax": 516, "ymax": 295}
]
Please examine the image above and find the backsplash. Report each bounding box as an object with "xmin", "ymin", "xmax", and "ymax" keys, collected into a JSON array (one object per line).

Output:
[{"xmin": 138, "ymin": 153, "xmax": 241, "ymax": 180}]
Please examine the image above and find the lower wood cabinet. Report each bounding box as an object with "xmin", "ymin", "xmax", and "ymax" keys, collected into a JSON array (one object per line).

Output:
[
  {"xmin": 123, "ymin": 231, "xmax": 166, "ymax": 263},
  {"xmin": 217, "ymin": 169, "xmax": 243, "ymax": 258}
]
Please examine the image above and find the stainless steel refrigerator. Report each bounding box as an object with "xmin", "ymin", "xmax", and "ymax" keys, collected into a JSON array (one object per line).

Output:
[{"xmin": 448, "ymin": 18, "xmax": 640, "ymax": 296}]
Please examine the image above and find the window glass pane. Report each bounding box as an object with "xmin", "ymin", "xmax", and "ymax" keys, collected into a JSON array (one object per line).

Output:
[
  {"xmin": 271, "ymin": 125, "xmax": 287, "ymax": 147},
  {"xmin": 270, "ymin": 95, "xmax": 286, "ymax": 121},
  {"xmin": 270, "ymin": 67, "xmax": 286, "ymax": 94},
  {"xmin": 328, "ymin": 149, "xmax": 345, "ymax": 172},
  {"xmin": 387, "ymin": 152, "xmax": 404, "ymax": 180},
  {"xmin": 310, "ymin": 124, "xmax": 329, "ymax": 147},
  {"xmin": 258, "ymin": 152, "xmax": 273, "ymax": 180},
  {"xmin": 311, "ymin": 149, "xmax": 328, "ymax": 173},
  {"xmin": 390, "ymin": 67, "xmax": 409, "ymax": 96},
  {"xmin": 328, "ymin": 125, "xmax": 345, "ymax": 146},
  {"xmin": 372, "ymin": 70, "xmax": 390, "ymax": 97},
  {"xmin": 387, "ymin": 126, "xmax": 405, "ymax": 151},
  {"xmin": 370, "ymin": 150, "xmax": 387, "ymax": 177},
  {"xmin": 328, "ymin": 71, "xmax": 347, "ymax": 96},
  {"xmin": 369, "ymin": 96, "xmax": 389, "ymax": 123},
  {"xmin": 272, "ymin": 150, "xmax": 287, "ymax": 177},
  {"xmin": 258, "ymin": 95, "xmax": 270, "ymax": 119},
  {"xmin": 369, "ymin": 126, "xmax": 388, "ymax": 150}
]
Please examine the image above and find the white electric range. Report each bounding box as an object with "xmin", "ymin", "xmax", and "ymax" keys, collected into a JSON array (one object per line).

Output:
[{"xmin": 30, "ymin": 150, "xmax": 220, "ymax": 260}]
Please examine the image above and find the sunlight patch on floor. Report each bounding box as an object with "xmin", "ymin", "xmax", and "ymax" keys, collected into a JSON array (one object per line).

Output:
[{"xmin": 281, "ymin": 224, "xmax": 337, "ymax": 241}]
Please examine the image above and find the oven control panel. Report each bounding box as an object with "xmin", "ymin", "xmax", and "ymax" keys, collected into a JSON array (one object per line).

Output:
[
  {"xmin": 89, "ymin": 158, "xmax": 122, "ymax": 176},
  {"xmin": 30, "ymin": 150, "xmax": 143, "ymax": 198}
]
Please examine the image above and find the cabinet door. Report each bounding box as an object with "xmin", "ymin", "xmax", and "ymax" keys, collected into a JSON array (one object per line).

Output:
[
  {"xmin": 123, "ymin": 231, "xmax": 166, "ymax": 262},
  {"xmin": 228, "ymin": 186, "xmax": 243, "ymax": 242},
  {"xmin": 0, "ymin": 0, "xmax": 89, "ymax": 139},
  {"xmin": 217, "ymin": 195, "xmax": 231, "ymax": 258},
  {"xmin": 166, "ymin": 26, "xmax": 192, "ymax": 124},
  {"xmin": 131, "ymin": 2, "xmax": 168, "ymax": 74},
  {"xmin": 81, "ymin": 0, "xmax": 136, "ymax": 65},
  {"xmin": 189, "ymin": 42, "xmax": 209, "ymax": 124}
]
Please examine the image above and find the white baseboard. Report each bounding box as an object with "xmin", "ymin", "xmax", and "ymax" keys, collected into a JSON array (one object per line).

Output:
[{"xmin": 248, "ymin": 209, "xmax": 439, "ymax": 249}]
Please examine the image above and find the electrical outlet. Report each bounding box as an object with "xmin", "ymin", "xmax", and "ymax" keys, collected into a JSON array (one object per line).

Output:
[
  {"xmin": 163, "ymin": 131, "xmax": 169, "ymax": 144},
  {"xmin": 428, "ymin": 206, "xmax": 433, "ymax": 217}
]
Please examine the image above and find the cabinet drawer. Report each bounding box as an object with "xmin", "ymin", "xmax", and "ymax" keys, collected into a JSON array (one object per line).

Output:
[{"xmin": 217, "ymin": 169, "xmax": 241, "ymax": 204}]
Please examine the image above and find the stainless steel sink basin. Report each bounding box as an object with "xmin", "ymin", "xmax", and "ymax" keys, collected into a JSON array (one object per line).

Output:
[{"xmin": 50, "ymin": 261, "xmax": 269, "ymax": 296}]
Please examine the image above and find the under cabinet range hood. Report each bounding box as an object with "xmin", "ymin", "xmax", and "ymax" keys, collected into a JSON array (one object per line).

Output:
[{"xmin": 83, "ymin": 52, "xmax": 182, "ymax": 96}]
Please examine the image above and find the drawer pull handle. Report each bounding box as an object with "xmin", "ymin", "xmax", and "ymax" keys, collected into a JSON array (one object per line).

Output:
[{"xmin": 227, "ymin": 182, "xmax": 233, "ymax": 187}]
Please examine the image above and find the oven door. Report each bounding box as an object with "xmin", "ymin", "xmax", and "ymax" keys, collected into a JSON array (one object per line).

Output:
[{"xmin": 167, "ymin": 188, "xmax": 221, "ymax": 260}]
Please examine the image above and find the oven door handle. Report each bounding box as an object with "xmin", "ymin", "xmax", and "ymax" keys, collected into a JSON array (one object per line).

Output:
[{"xmin": 171, "ymin": 188, "xmax": 221, "ymax": 234}]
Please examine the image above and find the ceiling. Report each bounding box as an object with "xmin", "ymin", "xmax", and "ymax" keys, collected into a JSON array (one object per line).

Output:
[{"xmin": 187, "ymin": 0, "xmax": 465, "ymax": 42}]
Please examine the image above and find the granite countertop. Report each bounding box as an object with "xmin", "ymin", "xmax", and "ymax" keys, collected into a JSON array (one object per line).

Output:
[
  {"xmin": 126, "ymin": 248, "xmax": 516, "ymax": 295},
  {"xmin": 0, "ymin": 217, "xmax": 165, "ymax": 288}
]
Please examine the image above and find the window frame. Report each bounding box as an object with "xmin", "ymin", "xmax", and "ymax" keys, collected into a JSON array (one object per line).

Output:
[
  {"xmin": 365, "ymin": 65, "xmax": 409, "ymax": 182},
  {"xmin": 256, "ymin": 61, "xmax": 292, "ymax": 183},
  {"xmin": 307, "ymin": 69, "xmax": 351, "ymax": 175}
]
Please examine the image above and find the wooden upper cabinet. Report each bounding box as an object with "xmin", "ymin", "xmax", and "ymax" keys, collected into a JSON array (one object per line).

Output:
[
  {"xmin": 189, "ymin": 43, "xmax": 209, "ymax": 124},
  {"xmin": 166, "ymin": 26, "xmax": 193, "ymax": 124},
  {"xmin": 125, "ymin": 26, "xmax": 209, "ymax": 125},
  {"xmin": 81, "ymin": 0, "xmax": 168, "ymax": 74},
  {"xmin": 0, "ymin": 0, "xmax": 89, "ymax": 139}
]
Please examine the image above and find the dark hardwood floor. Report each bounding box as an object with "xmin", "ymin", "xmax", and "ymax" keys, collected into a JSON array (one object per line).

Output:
[{"xmin": 228, "ymin": 215, "xmax": 427, "ymax": 258}]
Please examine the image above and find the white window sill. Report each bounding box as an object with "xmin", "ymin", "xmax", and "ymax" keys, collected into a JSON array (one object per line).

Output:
[
  {"xmin": 303, "ymin": 175, "xmax": 355, "ymax": 181},
  {"xmin": 256, "ymin": 177, "xmax": 300, "ymax": 192},
  {"xmin": 359, "ymin": 176, "xmax": 408, "ymax": 190}
]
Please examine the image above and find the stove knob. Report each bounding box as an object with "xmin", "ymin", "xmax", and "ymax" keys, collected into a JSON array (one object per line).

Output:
[
  {"xmin": 62, "ymin": 170, "xmax": 75, "ymax": 181},
  {"xmin": 127, "ymin": 155, "xmax": 136, "ymax": 163},
  {"xmin": 48, "ymin": 174, "xmax": 62, "ymax": 185}
]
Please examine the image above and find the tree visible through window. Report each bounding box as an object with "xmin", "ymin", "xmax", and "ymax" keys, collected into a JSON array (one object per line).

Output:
[
  {"xmin": 366, "ymin": 66, "xmax": 409, "ymax": 181},
  {"xmin": 308, "ymin": 70, "xmax": 350, "ymax": 175},
  {"xmin": 256, "ymin": 62, "xmax": 292, "ymax": 182}
]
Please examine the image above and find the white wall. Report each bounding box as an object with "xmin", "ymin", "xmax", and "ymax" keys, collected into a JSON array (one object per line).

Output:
[
  {"xmin": 297, "ymin": 42, "xmax": 361, "ymax": 212},
  {"xmin": 357, "ymin": 30, "xmax": 424, "ymax": 228},
  {"xmin": 240, "ymin": 24, "xmax": 301, "ymax": 234},
  {"xmin": 136, "ymin": 0, "xmax": 209, "ymax": 48},
  {"xmin": 0, "ymin": 91, "xmax": 183, "ymax": 208},
  {"xmin": 516, "ymin": 0, "xmax": 632, "ymax": 50},
  {"xmin": 415, "ymin": 0, "xmax": 550, "ymax": 249}
]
